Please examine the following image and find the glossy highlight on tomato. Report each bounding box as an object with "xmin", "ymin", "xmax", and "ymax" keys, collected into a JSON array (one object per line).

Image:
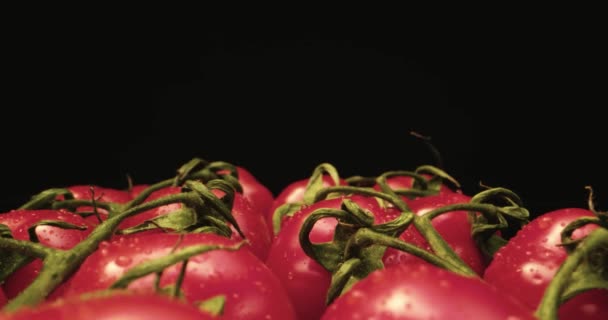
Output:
[
  {"xmin": 1, "ymin": 292, "xmax": 216, "ymax": 320},
  {"xmin": 50, "ymin": 232, "xmax": 296, "ymax": 320},
  {"xmin": 483, "ymin": 208, "xmax": 607, "ymax": 319},
  {"xmin": 0, "ymin": 209, "xmax": 92, "ymax": 299},
  {"xmin": 266, "ymin": 195, "xmax": 401, "ymax": 320},
  {"xmin": 321, "ymin": 263, "xmax": 536, "ymax": 319},
  {"xmin": 383, "ymin": 192, "xmax": 488, "ymax": 275}
]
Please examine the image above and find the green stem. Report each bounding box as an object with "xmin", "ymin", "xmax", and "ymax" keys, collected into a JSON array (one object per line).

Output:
[
  {"xmin": 313, "ymin": 186, "xmax": 412, "ymax": 213},
  {"xmin": 377, "ymin": 170, "xmax": 430, "ymax": 190},
  {"xmin": 535, "ymin": 228, "xmax": 608, "ymax": 320},
  {"xmin": 349, "ymin": 228, "xmax": 475, "ymax": 276},
  {"xmin": 412, "ymin": 203, "xmax": 505, "ymax": 275},
  {"xmin": 326, "ymin": 258, "xmax": 361, "ymax": 305},
  {"xmin": 51, "ymin": 199, "xmax": 115, "ymax": 212},
  {"xmin": 110, "ymin": 243, "xmax": 244, "ymax": 289},
  {"xmin": 0, "ymin": 237, "xmax": 54, "ymax": 259},
  {"xmin": 302, "ymin": 163, "xmax": 341, "ymax": 205},
  {"xmin": 3, "ymin": 192, "xmax": 202, "ymax": 312},
  {"xmin": 126, "ymin": 170, "xmax": 214, "ymax": 209},
  {"xmin": 299, "ymin": 208, "xmax": 371, "ymax": 265}
]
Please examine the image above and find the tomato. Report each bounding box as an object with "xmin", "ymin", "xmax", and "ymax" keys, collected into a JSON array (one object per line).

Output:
[
  {"xmin": 483, "ymin": 208, "xmax": 607, "ymax": 319},
  {"xmin": 0, "ymin": 289, "xmax": 6, "ymax": 308},
  {"xmin": 232, "ymin": 166, "xmax": 275, "ymax": 217},
  {"xmin": 268, "ymin": 174, "xmax": 346, "ymax": 235},
  {"xmin": 265, "ymin": 195, "xmax": 401, "ymax": 320},
  {"xmin": 270, "ymin": 175, "xmax": 346, "ymax": 215},
  {"xmin": 119, "ymin": 186, "xmax": 183, "ymax": 230},
  {"xmin": 216, "ymin": 189, "xmax": 272, "ymax": 260},
  {"xmin": 1, "ymin": 292, "xmax": 215, "ymax": 320},
  {"xmin": 129, "ymin": 184, "xmax": 150, "ymax": 199},
  {"xmin": 50, "ymin": 232, "xmax": 296, "ymax": 319},
  {"xmin": 321, "ymin": 263, "xmax": 536, "ymax": 319},
  {"xmin": 122, "ymin": 186, "xmax": 271, "ymax": 260},
  {"xmin": 383, "ymin": 192, "xmax": 488, "ymax": 275},
  {"xmin": 64, "ymin": 185, "xmax": 132, "ymax": 225},
  {"xmin": 0, "ymin": 209, "xmax": 92, "ymax": 299},
  {"xmin": 373, "ymin": 174, "xmax": 456, "ymax": 197}
]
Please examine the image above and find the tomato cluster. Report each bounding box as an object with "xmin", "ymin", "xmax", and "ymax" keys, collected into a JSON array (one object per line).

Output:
[{"xmin": 0, "ymin": 158, "xmax": 606, "ymax": 319}]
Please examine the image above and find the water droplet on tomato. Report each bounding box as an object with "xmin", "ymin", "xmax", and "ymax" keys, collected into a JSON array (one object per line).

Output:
[
  {"xmin": 539, "ymin": 217, "xmax": 552, "ymax": 229},
  {"xmin": 287, "ymin": 271, "xmax": 294, "ymax": 280},
  {"xmin": 116, "ymin": 255, "xmax": 132, "ymax": 267},
  {"xmin": 581, "ymin": 303, "xmax": 598, "ymax": 315}
]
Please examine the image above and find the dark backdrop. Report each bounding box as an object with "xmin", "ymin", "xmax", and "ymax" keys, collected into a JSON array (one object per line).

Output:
[{"xmin": 2, "ymin": 28, "xmax": 604, "ymax": 218}]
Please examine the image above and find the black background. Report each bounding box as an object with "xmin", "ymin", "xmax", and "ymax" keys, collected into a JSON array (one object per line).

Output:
[{"xmin": 2, "ymin": 26, "xmax": 605, "ymax": 219}]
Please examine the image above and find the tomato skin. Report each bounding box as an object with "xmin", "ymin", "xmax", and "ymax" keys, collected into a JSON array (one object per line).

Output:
[
  {"xmin": 0, "ymin": 209, "xmax": 92, "ymax": 299},
  {"xmin": 65, "ymin": 185, "xmax": 132, "ymax": 225},
  {"xmin": 373, "ymin": 174, "xmax": 457, "ymax": 200},
  {"xmin": 66, "ymin": 185, "xmax": 131, "ymax": 204},
  {"xmin": 123, "ymin": 186, "xmax": 271, "ymax": 260},
  {"xmin": 483, "ymin": 208, "xmax": 607, "ymax": 318},
  {"xmin": 383, "ymin": 192, "xmax": 488, "ymax": 275},
  {"xmin": 321, "ymin": 263, "xmax": 536, "ymax": 320},
  {"xmin": 1, "ymin": 292, "xmax": 215, "ymax": 320},
  {"xmin": 233, "ymin": 166, "xmax": 275, "ymax": 217},
  {"xmin": 0, "ymin": 289, "xmax": 6, "ymax": 308},
  {"xmin": 129, "ymin": 184, "xmax": 150, "ymax": 198},
  {"xmin": 265, "ymin": 195, "xmax": 401, "ymax": 320},
  {"xmin": 50, "ymin": 233, "xmax": 296, "ymax": 319},
  {"xmin": 119, "ymin": 186, "xmax": 183, "ymax": 230},
  {"xmin": 218, "ymin": 189, "xmax": 272, "ymax": 260}
]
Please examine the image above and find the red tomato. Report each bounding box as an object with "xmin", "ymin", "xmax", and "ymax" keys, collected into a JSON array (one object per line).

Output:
[
  {"xmin": 65, "ymin": 185, "xmax": 132, "ymax": 225},
  {"xmin": 383, "ymin": 192, "xmax": 488, "ymax": 275},
  {"xmin": 0, "ymin": 288, "xmax": 6, "ymax": 308},
  {"xmin": 321, "ymin": 263, "xmax": 535, "ymax": 319},
  {"xmin": 265, "ymin": 195, "xmax": 401, "ymax": 320},
  {"xmin": 119, "ymin": 186, "xmax": 183, "ymax": 230},
  {"xmin": 483, "ymin": 208, "xmax": 607, "ymax": 319},
  {"xmin": 50, "ymin": 232, "xmax": 296, "ymax": 319},
  {"xmin": 268, "ymin": 174, "xmax": 346, "ymax": 235},
  {"xmin": 122, "ymin": 186, "xmax": 271, "ymax": 260},
  {"xmin": 0, "ymin": 209, "xmax": 92, "ymax": 299},
  {"xmin": 213, "ymin": 189, "xmax": 272, "ymax": 260},
  {"xmin": 129, "ymin": 184, "xmax": 150, "ymax": 199},
  {"xmin": 373, "ymin": 174, "xmax": 456, "ymax": 197},
  {"xmin": 1, "ymin": 292, "xmax": 215, "ymax": 320},
  {"xmin": 232, "ymin": 166, "xmax": 275, "ymax": 217}
]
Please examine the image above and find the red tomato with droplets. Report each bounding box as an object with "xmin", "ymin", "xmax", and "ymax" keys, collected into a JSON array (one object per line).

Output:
[
  {"xmin": 268, "ymin": 174, "xmax": 346, "ymax": 235},
  {"xmin": 233, "ymin": 166, "xmax": 275, "ymax": 217},
  {"xmin": 119, "ymin": 186, "xmax": 183, "ymax": 230},
  {"xmin": 123, "ymin": 186, "xmax": 271, "ymax": 260},
  {"xmin": 265, "ymin": 195, "xmax": 401, "ymax": 320},
  {"xmin": 0, "ymin": 209, "xmax": 92, "ymax": 299},
  {"xmin": 49, "ymin": 233, "xmax": 296, "ymax": 320},
  {"xmin": 383, "ymin": 192, "xmax": 488, "ymax": 275},
  {"xmin": 321, "ymin": 263, "xmax": 536, "ymax": 319},
  {"xmin": 213, "ymin": 189, "xmax": 272, "ymax": 260},
  {"xmin": 2, "ymin": 292, "xmax": 215, "ymax": 320},
  {"xmin": 484, "ymin": 208, "xmax": 607, "ymax": 319},
  {"xmin": 65, "ymin": 185, "xmax": 132, "ymax": 225}
]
